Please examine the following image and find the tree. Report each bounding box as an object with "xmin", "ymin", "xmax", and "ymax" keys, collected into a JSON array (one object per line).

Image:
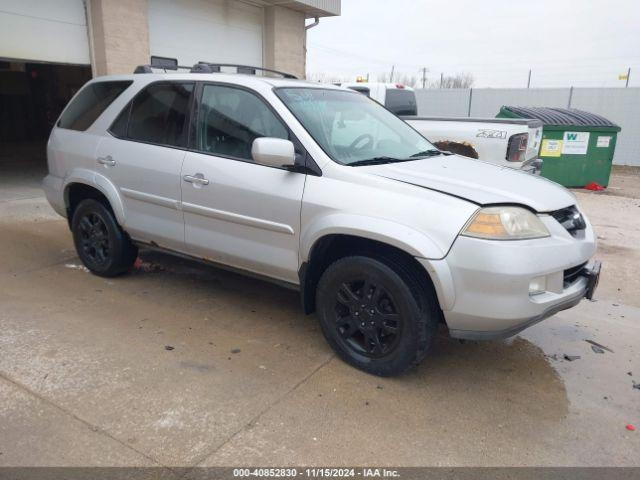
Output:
[
  {"xmin": 307, "ymin": 72, "xmax": 351, "ymax": 84},
  {"xmin": 430, "ymin": 73, "xmax": 474, "ymax": 89}
]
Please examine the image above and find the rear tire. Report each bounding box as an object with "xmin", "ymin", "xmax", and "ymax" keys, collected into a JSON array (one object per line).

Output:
[
  {"xmin": 71, "ymin": 199, "xmax": 138, "ymax": 277},
  {"xmin": 316, "ymin": 255, "xmax": 439, "ymax": 376}
]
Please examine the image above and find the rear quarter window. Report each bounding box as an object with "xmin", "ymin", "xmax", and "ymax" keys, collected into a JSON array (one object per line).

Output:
[{"xmin": 58, "ymin": 81, "xmax": 132, "ymax": 131}]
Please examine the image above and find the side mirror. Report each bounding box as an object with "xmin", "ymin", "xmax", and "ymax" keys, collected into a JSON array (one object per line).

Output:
[{"xmin": 251, "ymin": 137, "xmax": 295, "ymax": 168}]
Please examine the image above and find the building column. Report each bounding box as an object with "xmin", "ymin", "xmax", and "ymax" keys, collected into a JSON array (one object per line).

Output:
[
  {"xmin": 264, "ymin": 6, "xmax": 306, "ymax": 79},
  {"xmin": 87, "ymin": 0, "xmax": 150, "ymax": 76}
]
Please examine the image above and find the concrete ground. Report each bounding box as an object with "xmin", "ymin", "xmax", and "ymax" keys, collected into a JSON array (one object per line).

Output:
[{"xmin": 0, "ymin": 153, "xmax": 639, "ymax": 470}]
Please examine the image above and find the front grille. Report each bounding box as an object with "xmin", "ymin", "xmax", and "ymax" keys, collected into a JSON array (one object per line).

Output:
[
  {"xmin": 564, "ymin": 262, "xmax": 587, "ymax": 286},
  {"xmin": 551, "ymin": 205, "xmax": 586, "ymax": 237}
]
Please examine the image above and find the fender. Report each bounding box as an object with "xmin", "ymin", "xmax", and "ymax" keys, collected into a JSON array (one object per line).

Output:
[
  {"xmin": 415, "ymin": 257, "xmax": 456, "ymax": 311},
  {"xmin": 63, "ymin": 168, "xmax": 126, "ymax": 225},
  {"xmin": 300, "ymin": 213, "xmax": 446, "ymax": 263}
]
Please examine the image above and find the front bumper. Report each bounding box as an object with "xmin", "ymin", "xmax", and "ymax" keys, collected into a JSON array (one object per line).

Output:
[{"xmin": 418, "ymin": 213, "xmax": 598, "ymax": 340}]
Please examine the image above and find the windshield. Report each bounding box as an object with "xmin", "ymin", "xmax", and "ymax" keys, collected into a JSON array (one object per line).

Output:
[{"xmin": 275, "ymin": 88, "xmax": 436, "ymax": 166}]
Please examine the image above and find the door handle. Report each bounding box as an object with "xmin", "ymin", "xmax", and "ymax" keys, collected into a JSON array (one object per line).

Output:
[
  {"xmin": 183, "ymin": 174, "xmax": 210, "ymax": 186},
  {"xmin": 97, "ymin": 155, "xmax": 116, "ymax": 166}
]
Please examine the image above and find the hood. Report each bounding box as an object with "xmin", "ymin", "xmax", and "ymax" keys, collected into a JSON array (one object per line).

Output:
[{"xmin": 362, "ymin": 155, "xmax": 575, "ymax": 212}]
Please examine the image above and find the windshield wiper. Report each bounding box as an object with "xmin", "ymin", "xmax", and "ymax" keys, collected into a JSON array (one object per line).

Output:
[
  {"xmin": 348, "ymin": 151, "xmax": 442, "ymax": 167},
  {"xmin": 347, "ymin": 157, "xmax": 405, "ymax": 167},
  {"xmin": 409, "ymin": 149, "xmax": 443, "ymax": 158}
]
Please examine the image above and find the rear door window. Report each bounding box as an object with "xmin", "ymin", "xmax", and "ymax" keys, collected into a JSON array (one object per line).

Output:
[
  {"xmin": 384, "ymin": 89, "xmax": 417, "ymax": 116},
  {"xmin": 127, "ymin": 82, "xmax": 194, "ymax": 147},
  {"xmin": 58, "ymin": 81, "xmax": 132, "ymax": 131}
]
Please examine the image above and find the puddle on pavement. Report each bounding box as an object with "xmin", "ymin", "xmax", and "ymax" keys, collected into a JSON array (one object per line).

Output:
[{"xmin": 406, "ymin": 333, "xmax": 570, "ymax": 422}]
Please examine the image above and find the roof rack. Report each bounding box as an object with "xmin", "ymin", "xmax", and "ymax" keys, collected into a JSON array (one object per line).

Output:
[
  {"xmin": 190, "ymin": 62, "xmax": 297, "ymax": 79},
  {"xmin": 133, "ymin": 57, "xmax": 297, "ymax": 79},
  {"xmin": 134, "ymin": 56, "xmax": 191, "ymax": 74}
]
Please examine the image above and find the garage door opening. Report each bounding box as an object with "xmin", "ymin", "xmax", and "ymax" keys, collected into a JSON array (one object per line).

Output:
[{"xmin": 0, "ymin": 61, "xmax": 91, "ymax": 193}]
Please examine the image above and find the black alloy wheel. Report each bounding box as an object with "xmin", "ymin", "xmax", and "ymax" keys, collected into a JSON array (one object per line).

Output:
[
  {"xmin": 77, "ymin": 212, "xmax": 111, "ymax": 268},
  {"xmin": 71, "ymin": 199, "xmax": 138, "ymax": 277},
  {"xmin": 334, "ymin": 278, "xmax": 402, "ymax": 358},
  {"xmin": 316, "ymin": 255, "xmax": 438, "ymax": 376}
]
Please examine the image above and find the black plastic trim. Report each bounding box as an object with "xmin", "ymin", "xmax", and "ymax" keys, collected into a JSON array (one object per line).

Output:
[
  {"xmin": 150, "ymin": 56, "xmax": 178, "ymax": 70},
  {"xmin": 550, "ymin": 205, "xmax": 586, "ymax": 237},
  {"xmin": 191, "ymin": 62, "xmax": 297, "ymax": 79}
]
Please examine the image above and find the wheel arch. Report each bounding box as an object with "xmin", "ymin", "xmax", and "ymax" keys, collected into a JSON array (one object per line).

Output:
[
  {"xmin": 432, "ymin": 140, "xmax": 479, "ymax": 159},
  {"xmin": 63, "ymin": 170, "xmax": 125, "ymax": 226},
  {"xmin": 298, "ymin": 233, "xmax": 442, "ymax": 316},
  {"xmin": 300, "ymin": 214, "xmax": 445, "ymax": 263}
]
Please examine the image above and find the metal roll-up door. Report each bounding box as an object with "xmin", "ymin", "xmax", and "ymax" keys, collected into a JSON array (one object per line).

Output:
[
  {"xmin": 148, "ymin": 0, "xmax": 263, "ymax": 68},
  {"xmin": 0, "ymin": 0, "xmax": 90, "ymax": 65}
]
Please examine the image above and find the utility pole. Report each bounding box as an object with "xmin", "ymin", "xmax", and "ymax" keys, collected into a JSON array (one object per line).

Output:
[
  {"xmin": 389, "ymin": 65, "xmax": 395, "ymax": 83},
  {"xmin": 440, "ymin": 72, "xmax": 443, "ymax": 88},
  {"xmin": 626, "ymin": 67, "xmax": 631, "ymax": 88},
  {"xmin": 421, "ymin": 67, "xmax": 427, "ymax": 89},
  {"xmin": 527, "ymin": 69, "xmax": 531, "ymax": 88}
]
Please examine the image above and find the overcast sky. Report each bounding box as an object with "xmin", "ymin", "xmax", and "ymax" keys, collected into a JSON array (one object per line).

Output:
[{"xmin": 306, "ymin": 0, "xmax": 640, "ymax": 88}]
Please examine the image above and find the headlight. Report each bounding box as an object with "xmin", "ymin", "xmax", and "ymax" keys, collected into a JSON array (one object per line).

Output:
[{"xmin": 462, "ymin": 206, "xmax": 550, "ymax": 240}]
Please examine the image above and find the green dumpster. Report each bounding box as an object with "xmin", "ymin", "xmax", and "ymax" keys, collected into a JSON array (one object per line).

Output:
[{"xmin": 497, "ymin": 106, "xmax": 621, "ymax": 187}]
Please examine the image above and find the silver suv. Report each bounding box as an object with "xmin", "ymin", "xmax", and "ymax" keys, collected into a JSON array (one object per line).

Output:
[{"xmin": 43, "ymin": 64, "xmax": 600, "ymax": 376}]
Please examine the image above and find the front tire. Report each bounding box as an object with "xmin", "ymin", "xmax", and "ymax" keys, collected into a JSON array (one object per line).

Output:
[
  {"xmin": 71, "ymin": 199, "xmax": 138, "ymax": 277},
  {"xmin": 316, "ymin": 255, "xmax": 438, "ymax": 376}
]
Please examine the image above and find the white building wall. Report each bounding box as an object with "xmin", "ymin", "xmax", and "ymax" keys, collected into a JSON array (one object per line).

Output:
[
  {"xmin": 468, "ymin": 88, "xmax": 571, "ymax": 117},
  {"xmin": 570, "ymin": 88, "xmax": 640, "ymax": 168},
  {"xmin": 415, "ymin": 89, "xmax": 471, "ymax": 117}
]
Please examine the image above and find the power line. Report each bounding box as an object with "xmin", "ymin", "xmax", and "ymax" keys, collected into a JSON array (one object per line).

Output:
[
  {"xmin": 308, "ymin": 41, "xmax": 640, "ymax": 72},
  {"xmin": 307, "ymin": 43, "xmax": 638, "ymax": 88}
]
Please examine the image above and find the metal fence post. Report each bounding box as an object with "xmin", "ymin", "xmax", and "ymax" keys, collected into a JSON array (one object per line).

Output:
[
  {"xmin": 567, "ymin": 86, "xmax": 574, "ymax": 108},
  {"xmin": 467, "ymin": 88, "xmax": 473, "ymax": 117}
]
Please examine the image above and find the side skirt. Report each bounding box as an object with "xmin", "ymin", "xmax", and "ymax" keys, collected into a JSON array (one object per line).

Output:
[{"xmin": 133, "ymin": 240, "xmax": 301, "ymax": 292}]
